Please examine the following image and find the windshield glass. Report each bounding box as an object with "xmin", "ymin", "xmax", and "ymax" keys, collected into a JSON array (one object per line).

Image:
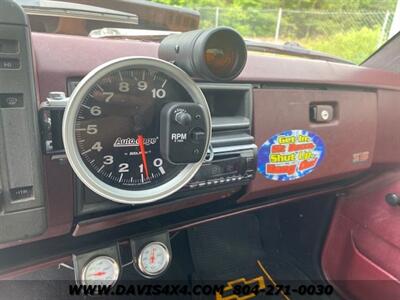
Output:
[
  {"xmin": 16, "ymin": 0, "xmax": 400, "ymax": 64},
  {"xmin": 153, "ymin": 0, "xmax": 398, "ymax": 64}
]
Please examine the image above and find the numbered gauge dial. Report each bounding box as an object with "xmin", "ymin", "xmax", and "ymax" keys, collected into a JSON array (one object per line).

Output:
[
  {"xmin": 63, "ymin": 57, "xmax": 211, "ymax": 204},
  {"xmin": 74, "ymin": 67, "xmax": 186, "ymax": 190},
  {"xmin": 138, "ymin": 242, "xmax": 170, "ymax": 277},
  {"xmin": 81, "ymin": 256, "xmax": 120, "ymax": 286}
]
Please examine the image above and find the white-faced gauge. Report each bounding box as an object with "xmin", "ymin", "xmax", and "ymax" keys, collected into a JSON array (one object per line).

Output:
[
  {"xmin": 81, "ymin": 256, "xmax": 120, "ymax": 286},
  {"xmin": 137, "ymin": 242, "xmax": 170, "ymax": 277}
]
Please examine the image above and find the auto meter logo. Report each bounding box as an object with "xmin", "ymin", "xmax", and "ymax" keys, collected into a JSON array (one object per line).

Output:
[
  {"xmin": 257, "ymin": 130, "xmax": 325, "ymax": 181},
  {"xmin": 113, "ymin": 137, "xmax": 159, "ymax": 147}
]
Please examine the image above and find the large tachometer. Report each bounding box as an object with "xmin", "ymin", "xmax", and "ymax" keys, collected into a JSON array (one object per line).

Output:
[{"xmin": 63, "ymin": 57, "xmax": 211, "ymax": 204}]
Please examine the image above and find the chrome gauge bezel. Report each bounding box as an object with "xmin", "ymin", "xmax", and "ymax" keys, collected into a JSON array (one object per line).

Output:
[
  {"xmin": 62, "ymin": 57, "xmax": 211, "ymax": 204},
  {"xmin": 81, "ymin": 256, "xmax": 120, "ymax": 286},
  {"xmin": 137, "ymin": 241, "xmax": 171, "ymax": 278}
]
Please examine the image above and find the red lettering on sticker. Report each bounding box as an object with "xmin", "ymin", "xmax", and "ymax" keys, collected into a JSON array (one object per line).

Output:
[
  {"xmin": 266, "ymin": 164, "xmax": 296, "ymax": 175},
  {"xmin": 271, "ymin": 144, "xmax": 286, "ymax": 153},
  {"xmin": 288, "ymin": 143, "xmax": 315, "ymax": 152},
  {"xmin": 298, "ymin": 158, "xmax": 318, "ymax": 171}
]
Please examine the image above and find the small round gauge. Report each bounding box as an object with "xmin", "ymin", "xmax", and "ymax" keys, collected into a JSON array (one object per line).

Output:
[
  {"xmin": 138, "ymin": 242, "xmax": 170, "ymax": 277},
  {"xmin": 81, "ymin": 256, "xmax": 120, "ymax": 286}
]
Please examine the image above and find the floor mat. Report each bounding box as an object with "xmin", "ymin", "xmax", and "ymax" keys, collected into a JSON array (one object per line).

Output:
[
  {"xmin": 188, "ymin": 214, "xmax": 265, "ymax": 281},
  {"xmin": 187, "ymin": 214, "xmax": 333, "ymax": 300}
]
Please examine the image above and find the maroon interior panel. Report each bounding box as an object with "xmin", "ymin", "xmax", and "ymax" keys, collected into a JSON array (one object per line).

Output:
[
  {"xmin": 242, "ymin": 55, "xmax": 400, "ymax": 90},
  {"xmin": 374, "ymin": 89, "xmax": 400, "ymax": 165},
  {"xmin": 32, "ymin": 32, "xmax": 400, "ymax": 104},
  {"xmin": 240, "ymin": 89, "xmax": 377, "ymax": 202},
  {"xmin": 322, "ymin": 171, "xmax": 400, "ymax": 300},
  {"xmin": 25, "ymin": 32, "xmax": 400, "ymax": 248}
]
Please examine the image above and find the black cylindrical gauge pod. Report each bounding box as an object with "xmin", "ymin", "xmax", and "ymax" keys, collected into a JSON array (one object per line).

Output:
[{"xmin": 158, "ymin": 27, "xmax": 247, "ymax": 82}]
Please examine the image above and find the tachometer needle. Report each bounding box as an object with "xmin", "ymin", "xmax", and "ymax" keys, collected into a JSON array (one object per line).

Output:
[{"xmin": 137, "ymin": 134, "xmax": 150, "ymax": 179}]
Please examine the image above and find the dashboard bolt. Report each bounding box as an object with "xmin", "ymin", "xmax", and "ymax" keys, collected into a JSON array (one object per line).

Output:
[{"xmin": 385, "ymin": 193, "xmax": 400, "ymax": 206}]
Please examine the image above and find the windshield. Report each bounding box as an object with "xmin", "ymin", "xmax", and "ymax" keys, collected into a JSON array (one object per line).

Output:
[
  {"xmin": 154, "ymin": 0, "xmax": 399, "ymax": 64},
  {"xmin": 16, "ymin": 0, "xmax": 400, "ymax": 64}
]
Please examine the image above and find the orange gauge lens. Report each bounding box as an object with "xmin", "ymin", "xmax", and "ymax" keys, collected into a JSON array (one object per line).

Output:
[
  {"xmin": 205, "ymin": 47, "xmax": 236, "ymax": 77},
  {"xmin": 204, "ymin": 30, "xmax": 239, "ymax": 78}
]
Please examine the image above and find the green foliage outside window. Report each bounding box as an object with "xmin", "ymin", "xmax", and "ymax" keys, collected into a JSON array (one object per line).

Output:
[{"xmin": 153, "ymin": 0, "xmax": 397, "ymax": 63}]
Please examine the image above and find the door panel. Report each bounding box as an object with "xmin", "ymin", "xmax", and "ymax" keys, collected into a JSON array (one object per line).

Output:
[{"xmin": 322, "ymin": 171, "xmax": 400, "ymax": 299}]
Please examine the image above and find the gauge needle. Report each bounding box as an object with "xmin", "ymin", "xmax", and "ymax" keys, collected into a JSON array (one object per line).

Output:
[
  {"xmin": 137, "ymin": 134, "xmax": 149, "ymax": 178},
  {"xmin": 90, "ymin": 271, "xmax": 106, "ymax": 276},
  {"xmin": 150, "ymin": 248, "xmax": 155, "ymax": 264}
]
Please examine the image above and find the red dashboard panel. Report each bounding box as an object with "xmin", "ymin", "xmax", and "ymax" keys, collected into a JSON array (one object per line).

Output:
[
  {"xmin": 239, "ymin": 88, "xmax": 378, "ymax": 202},
  {"xmin": 373, "ymin": 89, "xmax": 400, "ymax": 165},
  {"xmin": 23, "ymin": 32, "xmax": 400, "ymax": 247},
  {"xmin": 31, "ymin": 32, "xmax": 400, "ymax": 102}
]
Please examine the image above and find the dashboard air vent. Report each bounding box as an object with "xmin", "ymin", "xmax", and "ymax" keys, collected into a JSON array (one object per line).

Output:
[{"xmin": 199, "ymin": 83, "xmax": 253, "ymax": 148}]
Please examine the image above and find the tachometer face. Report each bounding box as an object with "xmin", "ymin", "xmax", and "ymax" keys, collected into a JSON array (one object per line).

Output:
[
  {"xmin": 74, "ymin": 67, "xmax": 187, "ymax": 190},
  {"xmin": 63, "ymin": 57, "xmax": 211, "ymax": 204}
]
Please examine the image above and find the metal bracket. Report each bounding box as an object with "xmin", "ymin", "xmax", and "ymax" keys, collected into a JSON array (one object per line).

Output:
[
  {"xmin": 205, "ymin": 144, "xmax": 214, "ymax": 162},
  {"xmin": 40, "ymin": 91, "xmax": 70, "ymax": 109},
  {"xmin": 58, "ymin": 263, "xmax": 74, "ymax": 271}
]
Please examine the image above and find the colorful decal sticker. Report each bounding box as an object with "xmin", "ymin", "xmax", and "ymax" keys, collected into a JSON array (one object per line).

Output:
[{"xmin": 257, "ymin": 129, "xmax": 325, "ymax": 181}]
